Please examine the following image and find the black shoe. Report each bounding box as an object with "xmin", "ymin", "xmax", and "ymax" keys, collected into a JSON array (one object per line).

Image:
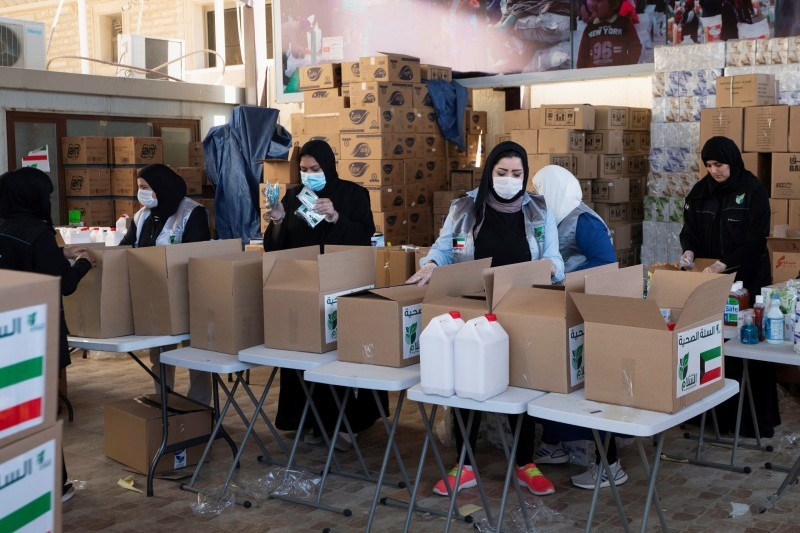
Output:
[{"xmin": 62, "ymin": 483, "xmax": 75, "ymax": 503}]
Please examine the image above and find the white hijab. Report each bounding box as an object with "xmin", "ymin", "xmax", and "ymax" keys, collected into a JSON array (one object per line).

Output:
[{"xmin": 531, "ymin": 165, "xmax": 583, "ymax": 225}]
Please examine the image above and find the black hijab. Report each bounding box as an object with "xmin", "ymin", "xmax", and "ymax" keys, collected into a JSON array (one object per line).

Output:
[
  {"xmin": 138, "ymin": 164, "xmax": 187, "ymax": 218},
  {"xmin": 299, "ymin": 140, "xmax": 339, "ymax": 196},
  {"xmin": 474, "ymin": 140, "xmax": 529, "ymax": 237},
  {"xmin": 700, "ymin": 136, "xmax": 752, "ymax": 194},
  {"xmin": 0, "ymin": 167, "xmax": 54, "ymax": 228}
]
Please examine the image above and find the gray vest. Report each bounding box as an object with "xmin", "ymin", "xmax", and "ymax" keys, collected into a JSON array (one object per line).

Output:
[
  {"xmin": 558, "ymin": 203, "xmax": 611, "ymax": 273},
  {"xmin": 447, "ymin": 194, "xmax": 549, "ymax": 264},
  {"xmin": 134, "ymin": 197, "xmax": 203, "ymax": 246}
]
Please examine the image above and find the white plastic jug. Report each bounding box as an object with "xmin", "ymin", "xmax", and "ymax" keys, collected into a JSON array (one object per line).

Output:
[
  {"xmin": 454, "ymin": 313, "xmax": 509, "ymax": 402},
  {"xmin": 105, "ymin": 228, "xmax": 124, "ymax": 246},
  {"xmin": 419, "ymin": 311, "xmax": 465, "ymax": 397},
  {"xmin": 89, "ymin": 227, "xmax": 101, "ymax": 242},
  {"xmin": 71, "ymin": 227, "xmax": 92, "ymax": 244},
  {"xmin": 116, "ymin": 214, "xmax": 129, "ymax": 234}
]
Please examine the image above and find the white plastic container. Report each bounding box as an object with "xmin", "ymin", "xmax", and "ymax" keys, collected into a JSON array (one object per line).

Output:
[
  {"xmin": 766, "ymin": 293, "xmax": 784, "ymax": 345},
  {"xmin": 419, "ymin": 311, "xmax": 465, "ymax": 397},
  {"xmin": 105, "ymin": 228, "xmax": 124, "ymax": 246},
  {"xmin": 89, "ymin": 227, "xmax": 101, "ymax": 242},
  {"xmin": 116, "ymin": 215, "xmax": 129, "ymax": 235},
  {"xmin": 454, "ymin": 313, "xmax": 509, "ymax": 401},
  {"xmin": 70, "ymin": 227, "xmax": 92, "ymax": 244}
]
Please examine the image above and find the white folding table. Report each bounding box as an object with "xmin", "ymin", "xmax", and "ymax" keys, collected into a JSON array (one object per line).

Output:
[
  {"xmin": 393, "ymin": 385, "xmax": 547, "ymax": 533},
  {"xmin": 528, "ymin": 379, "xmax": 739, "ymax": 533},
  {"xmin": 236, "ymin": 345, "xmax": 338, "ymax": 495},
  {"xmin": 302, "ymin": 360, "xmax": 420, "ymax": 529}
]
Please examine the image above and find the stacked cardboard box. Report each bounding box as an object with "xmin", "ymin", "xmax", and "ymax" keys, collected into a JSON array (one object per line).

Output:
[
  {"xmin": 62, "ymin": 136, "xmax": 114, "ymax": 226},
  {"xmin": 0, "ymin": 271, "xmax": 64, "ymax": 531},
  {"xmin": 288, "ymin": 54, "xmax": 450, "ymax": 247}
]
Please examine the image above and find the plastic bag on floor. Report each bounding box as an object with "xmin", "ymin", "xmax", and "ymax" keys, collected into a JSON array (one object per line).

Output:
[
  {"xmin": 474, "ymin": 498, "xmax": 577, "ymax": 532},
  {"xmin": 190, "ymin": 486, "xmax": 236, "ymax": 516},
  {"xmin": 241, "ymin": 466, "xmax": 321, "ymax": 500}
]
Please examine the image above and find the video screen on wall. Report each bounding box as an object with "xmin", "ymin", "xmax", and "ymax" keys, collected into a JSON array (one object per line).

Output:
[{"xmin": 275, "ymin": 0, "xmax": 799, "ymax": 101}]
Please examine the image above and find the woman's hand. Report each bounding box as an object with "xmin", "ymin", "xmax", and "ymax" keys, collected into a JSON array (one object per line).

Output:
[
  {"xmin": 679, "ymin": 250, "xmax": 695, "ymax": 270},
  {"xmin": 265, "ymin": 201, "xmax": 286, "ymax": 222},
  {"xmin": 406, "ymin": 262, "xmax": 436, "ymax": 286},
  {"xmin": 75, "ymin": 250, "xmax": 97, "ymax": 268},
  {"xmin": 63, "ymin": 245, "xmax": 87, "ymax": 260},
  {"xmin": 314, "ymin": 198, "xmax": 339, "ymax": 223},
  {"xmin": 703, "ymin": 261, "xmax": 727, "ymax": 274}
]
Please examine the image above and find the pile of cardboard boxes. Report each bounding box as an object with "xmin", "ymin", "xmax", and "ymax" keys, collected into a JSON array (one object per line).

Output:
[
  {"xmin": 61, "ymin": 136, "xmax": 205, "ymax": 228},
  {"xmin": 0, "ymin": 271, "xmax": 63, "ymax": 531}
]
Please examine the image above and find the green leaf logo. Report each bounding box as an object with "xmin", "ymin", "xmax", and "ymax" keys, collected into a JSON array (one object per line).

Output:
[
  {"xmin": 678, "ymin": 353, "xmax": 689, "ymax": 380},
  {"xmin": 735, "ymin": 193, "xmax": 745, "ymax": 205},
  {"xmin": 405, "ymin": 322, "xmax": 418, "ymax": 345},
  {"xmin": 327, "ymin": 311, "xmax": 337, "ymax": 334},
  {"xmin": 571, "ymin": 345, "xmax": 583, "ymax": 370},
  {"xmin": 534, "ymin": 226, "xmax": 545, "ymax": 242},
  {"xmin": 27, "ymin": 312, "xmax": 36, "ymax": 327}
]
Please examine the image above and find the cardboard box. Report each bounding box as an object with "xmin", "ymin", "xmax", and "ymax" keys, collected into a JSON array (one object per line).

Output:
[
  {"xmin": 700, "ymin": 108, "xmax": 744, "ymax": 151},
  {"xmin": 591, "ymin": 178, "xmax": 630, "ymax": 203},
  {"xmin": 504, "ymin": 110, "xmax": 530, "ymax": 132},
  {"xmin": 367, "ymin": 186, "xmax": 405, "ymax": 211},
  {"xmin": 126, "ymin": 239, "xmax": 242, "ymax": 335},
  {"xmin": 111, "ymin": 168, "xmax": 139, "ymax": 196},
  {"xmin": 298, "ymin": 63, "xmax": 341, "ymax": 90},
  {"xmin": 290, "ymin": 113, "xmax": 306, "ymax": 135},
  {"xmin": 527, "ymin": 154, "xmax": 576, "ymax": 179},
  {"xmin": 298, "ymin": 134, "xmax": 341, "ymax": 159},
  {"xmin": 340, "ymin": 133, "xmax": 406, "ymax": 160},
  {"xmin": 789, "ymin": 200, "xmax": 800, "ymax": 229},
  {"xmin": 341, "ymin": 60, "xmax": 361, "ymax": 83},
  {"xmin": 716, "ymin": 74, "xmax": 777, "ymax": 107},
  {"xmin": 466, "ymin": 110, "xmax": 488, "ymax": 134},
  {"xmin": 742, "ymin": 152, "xmax": 771, "ymax": 190},
  {"xmin": 418, "ymin": 133, "xmax": 445, "ymax": 156},
  {"xmin": 629, "ymin": 108, "xmax": 652, "ymax": 131},
  {"xmin": 770, "ymin": 153, "xmax": 800, "ymax": 199},
  {"xmin": 189, "ymin": 252, "xmax": 264, "ymax": 355},
  {"xmin": 372, "ymin": 210, "xmax": 407, "ymax": 242},
  {"xmin": 0, "ymin": 422, "xmax": 62, "ymax": 533},
  {"xmin": 790, "ymin": 106, "xmax": 800, "ymax": 152},
  {"xmin": 578, "ymin": 180, "xmax": 591, "ymax": 201},
  {"xmin": 635, "ymin": 131, "xmax": 650, "ymax": 154},
  {"xmin": 304, "ymin": 114, "xmax": 341, "ymax": 134},
  {"xmin": 594, "ymin": 106, "xmax": 629, "ymax": 130},
  {"xmin": 541, "ymin": 104, "xmax": 595, "ymax": 130},
  {"xmin": 262, "ymin": 246, "xmax": 375, "ymax": 353},
  {"xmin": 303, "ymin": 88, "xmax": 347, "ymax": 114},
  {"xmin": 538, "ymin": 129, "xmax": 585, "ymax": 154},
  {"xmin": 261, "ymin": 146, "xmax": 300, "ymax": 184},
  {"xmin": 174, "ymin": 167, "xmax": 203, "ymax": 196},
  {"xmin": 450, "ymin": 169, "xmax": 475, "ymax": 190},
  {"xmin": 338, "ymin": 284, "xmax": 428, "ymax": 367},
  {"xmin": 65, "ymin": 198, "xmax": 114, "ymax": 226},
  {"xmin": 339, "ymin": 107, "xmax": 402, "ymax": 133},
  {"xmin": 405, "ymin": 182, "xmax": 432, "ymax": 208},
  {"xmin": 433, "ymin": 190, "xmax": 467, "ymax": 211},
  {"xmin": 412, "ymin": 84, "xmax": 433, "ymax": 109},
  {"xmin": 114, "ymin": 198, "xmax": 143, "ymax": 219},
  {"xmin": 188, "ymin": 141, "xmax": 203, "ymax": 158},
  {"xmin": 771, "ymin": 198, "xmax": 789, "ymax": 233},
  {"xmin": 609, "ymin": 221, "xmax": 643, "ymax": 251},
  {"xmin": 64, "ymin": 167, "xmax": 111, "ymax": 197},
  {"xmin": 104, "ymin": 394, "xmax": 212, "ymax": 475},
  {"xmin": 61, "ymin": 136, "xmax": 108, "ymax": 165},
  {"xmin": 593, "ymin": 202, "xmax": 629, "ymax": 223},
  {"xmin": 626, "ymin": 155, "xmax": 649, "ymax": 176},
  {"xmin": 629, "ymin": 176, "xmax": 646, "ymax": 202},
  {"xmin": 349, "ymin": 81, "xmax": 413, "ymax": 108},
  {"xmin": 0, "ymin": 271, "xmax": 59, "ymax": 448},
  {"xmin": 339, "ymin": 158, "xmax": 404, "ymax": 187},
  {"xmin": 63, "ymin": 246, "xmax": 134, "ymax": 338},
  {"xmin": 572, "ymin": 269, "xmax": 734, "ymax": 413},
  {"xmin": 420, "ymin": 63, "xmax": 452, "ymax": 81},
  {"xmin": 510, "ymin": 130, "xmax": 538, "ymax": 154},
  {"xmin": 113, "ymin": 137, "xmax": 163, "ymax": 165},
  {"xmin": 768, "ymin": 237, "xmax": 800, "ymax": 283},
  {"xmin": 584, "ymin": 130, "xmax": 628, "ymax": 154},
  {"xmin": 360, "ymin": 53, "xmax": 420, "ymax": 83},
  {"xmin": 373, "ymin": 246, "xmax": 417, "ymax": 288},
  {"xmin": 744, "ymin": 105, "xmax": 789, "ymax": 153},
  {"xmin": 599, "ymin": 155, "xmax": 626, "ymax": 177},
  {"xmin": 575, "ymin": 154, "xmax": 599, "ymax": 180}
]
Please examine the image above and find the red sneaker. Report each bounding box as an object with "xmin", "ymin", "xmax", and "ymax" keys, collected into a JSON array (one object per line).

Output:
[
  {"xmin": 516, "ymin": 463, "xmax": 555, "ymax": 496},
  {"xmin": 432, "ymin": 465, "xmax": 477, "ymax": 496}
]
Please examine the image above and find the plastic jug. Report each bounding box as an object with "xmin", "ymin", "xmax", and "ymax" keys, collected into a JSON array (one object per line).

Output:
[
  {"xmin": 454, "ymin": 313, "xmax": 509, "ymax": 401},
  {"xmin": 71, "ymin": 227, "xmax": 92, "ymax": 244},
  {"xmin": 105, "ymin": 228, "xmax": 123, "ymax": 246},
  {"xmin": 116, "ymin": 215, "xmax": 129, "ymax": 234},
  {"xmin": 89, "ymin": 227, "xmax": 101, "ymax": 242},
  {"xmin": 419, "ymin": 311, "xmax": 465, "ymax": 397}
]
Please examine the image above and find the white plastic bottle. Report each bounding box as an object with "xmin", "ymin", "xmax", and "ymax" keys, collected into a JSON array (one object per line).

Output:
[
  {"xmin": 419, "ymin": 311, "xmax": 465, "ymax": 397},
  {"xmin": 766, "ymin": 293, "xmax": 784, "ymax": 345},
  {"xmin": 116, "ymin": 214, "xmax": 129, "ymax": 234},
  {"xmin": 89, "ymin": 227, "xmax": 100, "ymax": 242},
  {"xmin": 454, "ymin": 313, "xmax": 509, "ymax": 401},
  {"xmin": 72, "ymin": 227, "xmax": 92, "ymax": 244},
  {"xmin": 105, "ymin": 227, "xmax": 123, "ymax": 246}
]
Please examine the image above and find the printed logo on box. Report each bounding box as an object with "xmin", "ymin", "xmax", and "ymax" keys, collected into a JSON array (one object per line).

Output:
[
  {"xmin": 324, "ymin": 285, "xmax": 375, "ymax": 344},
  {"xmin": 0, "ymin": 438, "xmax": 56, "ymax": 532},
  {"xmin": 676, "ymin": 320, "xmax": 723, "ymax": 397},
  {"xmin": 402, "ymin": 304, "xmax": 423, "ymax": 359},
  {"xmin": 0, "ymin": 304, "xmax": 47, "ymax": 440},
  {"xmin": 569, "ymin": 324, "xmax": 585, "ymax": 387}
]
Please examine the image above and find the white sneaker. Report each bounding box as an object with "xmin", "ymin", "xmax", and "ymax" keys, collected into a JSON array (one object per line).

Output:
[
  {"xmin": 571, "ymin": 460, "xmax": 628, "ymax": 490},
  {"xmin": 335, "ymin": 432, "xmax": 355, "ymax": 452},
  {"xmin": 62, "ymin": 483, "xmax": 75, "ymax": 503},
  {"xmin": 534, "ymin": 442, "xmax": 569, "ymax": 464}
]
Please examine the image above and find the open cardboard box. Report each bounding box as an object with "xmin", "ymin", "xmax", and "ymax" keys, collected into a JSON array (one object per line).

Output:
[
  {"xmin": 495, "ymin": 264, "xmax": 643, "ymax": 394},
  {"xmin": 768, "ymin": 227, "xmax": 800, "ymax": 283},
  {"xmin": 572, "ymin": 268, "xmax": 734, "ymax": 413},
  {"xmin": 64, "ymin": 244, "xmax": 134, "ymax": 338},
  {"xmin": 189, "ymin": 251, "xmax": 264, "ymax": 355},
  {"xmin": 262, "ymin": 245, "xmax": 375, "ymax": 353},
  {"xmin": 337, "ymin": 283, "xmax": 428, "ymax": 367},
  {"xmin": 646, "ymin": 258, "xmax": 719, "ymax": 274}
]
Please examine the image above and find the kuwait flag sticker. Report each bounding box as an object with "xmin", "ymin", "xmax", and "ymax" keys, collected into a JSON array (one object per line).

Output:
[
  {"xmin": 699, "ymin": 346, "xmax": 722, "ymax": 384},
  {"xmin": 0, "ymin": 304, "xmax": 47, "ymax": 441},
  {"xmin": 676, "ymin": 320, "xmax": 723, "ymax": 397}
]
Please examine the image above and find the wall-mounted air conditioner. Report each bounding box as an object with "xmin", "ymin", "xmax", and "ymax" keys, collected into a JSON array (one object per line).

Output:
[
  {"xmin": 0, "ymin": 17, "xmax": 46, "ymax": 70},
  {"xmin": 117, "ymin": 33, "xmax": 184, "ymax": 80}
]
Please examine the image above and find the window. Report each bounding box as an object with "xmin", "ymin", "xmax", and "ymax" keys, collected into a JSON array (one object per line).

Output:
[
  {"xmin": 205, "ymin": 2, "xmax": 273, "ymax": 68},
  {"xmin": 99, "ymin": 13, "xmax": 123, "ymax": 63}
]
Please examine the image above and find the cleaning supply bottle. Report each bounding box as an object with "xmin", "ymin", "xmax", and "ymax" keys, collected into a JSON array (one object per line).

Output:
[
  {"xmin": 419, "ymin": 311, "xmax": 465, "ymax": 397},
  {"xmin": 766, "ymin": 293, "xmax": 784, "ymax": 345},
  {"xmin": 740, "ymin": 310, "xmax": 759, "ymax": 345},
  {"xmin": 453, "ymin": 313, "xmax": 509, "ymax": 401},
  {"xmin": 753, "ymin": 295, "xmax": 765, "ymax": 342}
]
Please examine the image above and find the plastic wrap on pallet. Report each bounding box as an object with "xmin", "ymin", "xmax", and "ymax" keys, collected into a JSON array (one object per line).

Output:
[
  {"xmin": 651, "ymin": 97, "xmax": 667, "ymax": 123},
  {"xmin": 724, "ymin": 64, "xmax": 800, "ymax": 92},
  {"xmin": 654, "ymin": 41, "xmax": 726, "ymax": 72},
  {"xmin": 780, "ymin": 91, "xmax": 800, "ymax": 106},
  {"xmin": 653, "ymin": 72, "xmax": 666, "ymax": 98}
]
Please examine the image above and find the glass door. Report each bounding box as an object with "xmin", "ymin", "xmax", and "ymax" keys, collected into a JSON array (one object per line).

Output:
[{"xmin": 11, "ymin": 120, "xmax": 62, "ymax": 224}]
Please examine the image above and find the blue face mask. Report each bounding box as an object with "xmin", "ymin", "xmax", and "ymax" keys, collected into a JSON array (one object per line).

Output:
[{"xmin": 301, "ymin": 171, "xmax": 326, "ymax": 191}]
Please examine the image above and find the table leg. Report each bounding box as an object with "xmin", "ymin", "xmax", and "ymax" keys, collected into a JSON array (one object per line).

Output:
[
  {"xmin": 587, "ymin": 430, "xmax": 630, "ymax": 533},
  {"xmin": 147, "ymin": 359, "xmax": 171, "ymax": 497},
  {"xmin": 636, "ymin": 435, "xmax": 667, "ymax": 532},
  {"xmin": 493, "ymin": 413, "xmax": 527, "ymax": 533}
]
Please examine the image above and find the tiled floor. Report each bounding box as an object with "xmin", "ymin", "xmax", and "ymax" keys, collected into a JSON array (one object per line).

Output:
[{"xmin": 61, "ymin": 351, "xmax": 800, "ymax": 533}]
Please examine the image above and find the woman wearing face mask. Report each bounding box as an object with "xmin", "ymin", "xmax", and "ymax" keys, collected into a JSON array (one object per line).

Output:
[
  {"xmin": 406, "ymin": 141, "xmax": 565, "ymax": 497},
  {"xmin": 263, "ymin": 139, "xmax": 382, "ymax": 451},
  {"xmin": 119, "ymin": 163, "xmax": 213, "ymax": 406}
]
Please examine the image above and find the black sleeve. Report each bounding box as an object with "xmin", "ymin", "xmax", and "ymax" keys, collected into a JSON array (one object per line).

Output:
[
  {"xmin": 721, "ymin": 184, "xmax": 770, "ymax": 270},
  {"xmin": 30, "ymin": 233, "xmax": 91, "ymax": 296},
  {"xmin": 119, "ymin": 220, "xmax": 137, "ymax": 246},
  {"xmin": 324, "ymin": 184, "xmax": 375, "ymax": 246},
  {"xmin": 679, "ymin": 193, "xmax": 700, "ymax": 255},
  {"xmin": 181, "ymin": 206, "xmax": 211, "ymax": 243}
]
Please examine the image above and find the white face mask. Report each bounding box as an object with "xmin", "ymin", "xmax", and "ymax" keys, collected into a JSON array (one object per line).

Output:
[
  {"xmin": 137, "ymin": 189, "xmax": 158, "ymax": 208},
  {"xmin": 492, "ymin": 176, "xmax": 523, "ymax": 200}
]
